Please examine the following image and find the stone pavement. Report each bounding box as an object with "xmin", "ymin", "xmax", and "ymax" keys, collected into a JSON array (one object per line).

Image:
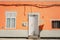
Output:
[{"xmin": 0, "ymin": 38, "xmax": 60, "ymax": 40}]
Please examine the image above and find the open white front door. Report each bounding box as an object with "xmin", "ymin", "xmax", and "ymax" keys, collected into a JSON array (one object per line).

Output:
[{"xmin": 28, "ymin": 13, "xmax": 39, "ymax": 36}]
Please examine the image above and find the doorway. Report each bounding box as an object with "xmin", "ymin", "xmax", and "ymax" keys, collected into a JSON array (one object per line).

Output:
[{"xmin": 28, "ymin": 13, "xmax": 39, "ymax": 36}]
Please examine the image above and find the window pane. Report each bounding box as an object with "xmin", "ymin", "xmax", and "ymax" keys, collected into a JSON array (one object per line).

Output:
[
  {"xmin": 10, "ymin": 18, "xmax": 15, "ymax": 28},
  {"xmin": 6, "ymin": 18, "xmax": 10, "ymax": 28}
]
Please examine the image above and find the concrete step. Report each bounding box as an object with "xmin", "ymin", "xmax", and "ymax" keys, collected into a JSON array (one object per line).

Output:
[{"xmin": 28, "ymin": 35, "xmax": 39, "ymax": 39}]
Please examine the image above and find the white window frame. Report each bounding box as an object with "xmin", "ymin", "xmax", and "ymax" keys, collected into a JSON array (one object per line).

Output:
[{"xmin": 6, "ymin": 11, "xmax": 16, "ymax": 29}]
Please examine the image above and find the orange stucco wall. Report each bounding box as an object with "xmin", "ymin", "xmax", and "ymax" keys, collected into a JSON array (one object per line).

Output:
[{"xmin": 0, "ymin": 1, "xmax": 60, "ymax": 30}]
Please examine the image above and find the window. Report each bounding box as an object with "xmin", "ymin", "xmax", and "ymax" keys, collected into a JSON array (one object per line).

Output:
[
  {"xmin": 6, "ymin": 11, "xmax": 16, "ymax": 28},
  {"xmin": 52, "ymin": 21, "xmax": 60, "ymax": 28},
  {"xmin": 6, "ymin": 18, "xmax": 10, "ymax": 28}
]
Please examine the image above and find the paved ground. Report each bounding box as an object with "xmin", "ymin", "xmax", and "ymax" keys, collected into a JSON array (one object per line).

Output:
[{"xmin": 0, "ymin": 38, "xmax": 60, "ymax": 40}]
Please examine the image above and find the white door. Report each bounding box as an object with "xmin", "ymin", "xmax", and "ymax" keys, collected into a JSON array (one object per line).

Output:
[{"xmin": 28, "ymin": 13, "xmax": 39, "ymax": 36}]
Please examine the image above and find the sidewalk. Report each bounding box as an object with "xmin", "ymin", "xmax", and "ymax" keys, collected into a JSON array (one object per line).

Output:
[{"xmin": 0, "ymin": 38, "xmax": 60, "ymax": 40}]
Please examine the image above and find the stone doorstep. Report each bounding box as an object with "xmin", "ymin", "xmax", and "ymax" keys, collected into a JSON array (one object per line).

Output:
[{"xmin": 28, "ymin": 35, "xmax": 39, "ymax": 39}]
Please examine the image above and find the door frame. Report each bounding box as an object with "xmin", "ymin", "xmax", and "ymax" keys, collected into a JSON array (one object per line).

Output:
[{"xmin": 28, "ymin": 13, "xmax": 40, "ymax": 36}]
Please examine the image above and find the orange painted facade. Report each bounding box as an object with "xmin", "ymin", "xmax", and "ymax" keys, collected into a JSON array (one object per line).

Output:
[{"xmin": 0, "ymin": 1, "xmax": 60, "ymax": 30}]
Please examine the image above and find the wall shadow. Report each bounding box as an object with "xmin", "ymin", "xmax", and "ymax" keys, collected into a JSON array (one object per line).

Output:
[{"xmin": 38, "ymin": 24, "xmax": 44, "ymax": 37}]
